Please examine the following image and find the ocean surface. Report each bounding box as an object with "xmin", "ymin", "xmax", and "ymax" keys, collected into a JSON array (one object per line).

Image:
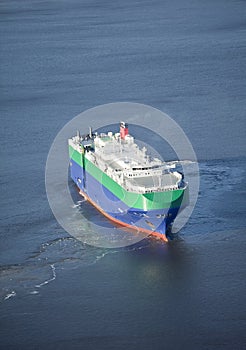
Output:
[{"xmin": 0, "ymin": 0, "xmax": 245, "ymax": 349}]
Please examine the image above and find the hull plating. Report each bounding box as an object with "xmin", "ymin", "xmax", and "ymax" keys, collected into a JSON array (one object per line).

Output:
[{"xmin": 70, "ymin": 158, "xmax": 187, "ymax": 238}]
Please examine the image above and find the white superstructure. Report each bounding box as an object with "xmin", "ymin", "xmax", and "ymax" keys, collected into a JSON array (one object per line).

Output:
[{"xmin": 69, "ymin": 124, "xmax": 185, "ymax": 194}]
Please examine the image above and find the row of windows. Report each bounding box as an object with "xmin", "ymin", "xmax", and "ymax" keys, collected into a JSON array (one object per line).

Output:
[
  {"xmin": 128, "ymin": 173, "xmax": 150, "ymax": 177},
  {"xmin": 132, "ymin": 166, "xmax": 159, "ymax": 171}
]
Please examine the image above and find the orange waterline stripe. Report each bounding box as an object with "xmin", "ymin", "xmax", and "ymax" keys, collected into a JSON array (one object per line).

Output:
[{"xmin": 77, "ymin": 188, "xmax": 168, "ymax": 243}]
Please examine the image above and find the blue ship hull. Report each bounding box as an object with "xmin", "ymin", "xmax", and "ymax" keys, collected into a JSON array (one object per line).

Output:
[{"xmin": 70, "ymin": 159, "xmax": 183, "ymax": 238}]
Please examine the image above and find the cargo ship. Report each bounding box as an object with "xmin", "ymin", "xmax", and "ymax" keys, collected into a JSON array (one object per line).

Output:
[{"xmin": 68, "ymin": 122, "xmax": 189, "ymax": 242}]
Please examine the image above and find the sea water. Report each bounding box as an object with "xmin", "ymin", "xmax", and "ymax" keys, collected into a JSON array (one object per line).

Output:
[{"xmin": 0, "ymin": 0, "xmax": 245, "ymax": 349}]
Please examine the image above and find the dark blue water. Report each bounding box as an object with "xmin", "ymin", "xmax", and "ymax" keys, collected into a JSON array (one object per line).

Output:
[{"xmin": 1, "ymin": 0, "xmax": 245, "ymax": 349}]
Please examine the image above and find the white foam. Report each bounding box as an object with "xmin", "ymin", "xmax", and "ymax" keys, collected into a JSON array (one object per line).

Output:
[
  {"xmin": 4, "ymin": 290, "xmax": 16, "ymax": 300},
  {"xmin": 30, "ymin": 291, "xmax": 39, "ymax": 295},
  {"xmin": 72, "ymin": 200, "xmax": 86, "ymax": 208},
  {"xmin": 35, "ymin": 264, "xmax": 56, "ymax": 288}
]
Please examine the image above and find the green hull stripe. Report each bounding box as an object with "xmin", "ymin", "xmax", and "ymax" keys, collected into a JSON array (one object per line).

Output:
[{"xmin": 69, "ymin": 145, "xmax": 188, "ymax": 210}]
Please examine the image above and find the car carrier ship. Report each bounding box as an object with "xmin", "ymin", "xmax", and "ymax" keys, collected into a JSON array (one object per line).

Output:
[{"xmin": 68, "ymin": 122, "xmax": 189, "ymax": 241}]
